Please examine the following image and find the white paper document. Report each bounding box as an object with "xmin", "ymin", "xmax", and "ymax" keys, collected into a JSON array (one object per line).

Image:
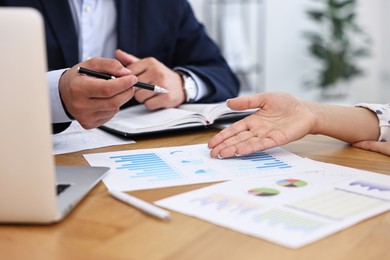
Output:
[
  {"xmin": 156, "ymin": 163, "xmax": 390, "ymax": 249},
  {"xmin": 53, "ymin": 121, "xmax": 135, "ymax": 155},
  {"xmin": 84, "ymin": 143, "xmax": 322, "ymax": 192}
]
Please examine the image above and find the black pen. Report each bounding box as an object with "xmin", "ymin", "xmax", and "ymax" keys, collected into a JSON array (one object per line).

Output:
[{"xmin": 78, "ymin": 66, "xmax": 169, "ymax": 94}]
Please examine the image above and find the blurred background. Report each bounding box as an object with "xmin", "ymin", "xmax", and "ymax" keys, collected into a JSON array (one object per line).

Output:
[{"xmin": 188, "ymin": 0, "xmax": 390, "ymax": 104}]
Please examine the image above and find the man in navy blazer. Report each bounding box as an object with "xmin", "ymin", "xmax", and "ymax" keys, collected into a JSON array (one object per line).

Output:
[{"xmin": 1, "ymin": 0, "xmax": 240, "ymax": 133}]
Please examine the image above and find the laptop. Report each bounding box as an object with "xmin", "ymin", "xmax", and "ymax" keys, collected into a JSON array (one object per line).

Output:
[{"xmin": 0, "ymin": 7, "xmax": 109, "ymax": 223}]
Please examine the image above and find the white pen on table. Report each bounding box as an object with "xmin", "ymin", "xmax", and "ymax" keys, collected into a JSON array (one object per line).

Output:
[{"xmin": 108, "ymin": 189, "xmax": 171, "ymax": 221}]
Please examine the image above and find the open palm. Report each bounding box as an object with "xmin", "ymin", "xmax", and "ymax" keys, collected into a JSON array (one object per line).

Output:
[{"xmin": 208, "ymin": 93, "xmax": 317, "ymax": 158}]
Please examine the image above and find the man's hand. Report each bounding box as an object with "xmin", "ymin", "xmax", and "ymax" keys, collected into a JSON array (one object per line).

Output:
[
  {"xmin": 59, "ymin": 57, "xmax": 137, "ymax": 129},
  {"xmin": 115, "ymin": 49, "xmax": 186, "ymax": 110}
]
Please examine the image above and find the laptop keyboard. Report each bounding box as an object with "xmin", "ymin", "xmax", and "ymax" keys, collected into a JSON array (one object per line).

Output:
[{"xmin": 56, "ymin": 184, "xmax": 71, "ymax": 195}]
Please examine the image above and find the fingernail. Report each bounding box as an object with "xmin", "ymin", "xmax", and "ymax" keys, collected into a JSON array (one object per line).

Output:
[{"xmin": 119, "ymin": 67, "xmax": 131, "ymax": 74}]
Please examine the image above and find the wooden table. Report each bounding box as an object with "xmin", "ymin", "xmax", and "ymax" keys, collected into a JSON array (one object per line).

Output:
[{"xmin": 1, "ymin": 128, "xmax": 389, "ymax": 260}]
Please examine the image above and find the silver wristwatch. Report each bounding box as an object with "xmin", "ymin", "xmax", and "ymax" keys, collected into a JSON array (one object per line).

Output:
[{"xmin": 180, "ymin": 72, "xmax": 198, "ymax": 103}]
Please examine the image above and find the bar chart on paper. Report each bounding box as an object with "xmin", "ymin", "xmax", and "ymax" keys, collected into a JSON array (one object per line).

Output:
[
  {"xmin": 84, "ymin": 143, "xmax": 320, "ymax": 191},
  {"xmin": 111, "ymin": 153, "xmax": 183, "ymax": 181}
]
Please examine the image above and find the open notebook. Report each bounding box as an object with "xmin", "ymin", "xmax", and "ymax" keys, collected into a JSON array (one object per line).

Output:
[
  {"xmin": 0, "ymin": 7, "xmax": 109, "ymax": 224},
  {"xmin": 101, "ymin": 103, "xmax": 256, "ymax": 136}
]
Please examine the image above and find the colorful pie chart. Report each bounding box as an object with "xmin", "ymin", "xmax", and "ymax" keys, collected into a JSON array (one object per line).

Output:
[
  {"xmin": 276, "ymin": 179, "xmax": 307, "ymax": 188},
  {"xmin": 248, "ymin": 188, "xmax": 280, "ymax": 196}
]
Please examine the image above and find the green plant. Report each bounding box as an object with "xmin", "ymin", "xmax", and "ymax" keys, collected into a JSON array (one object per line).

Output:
[{"xmin": 304, "ymin": 0, "xmax": 370, "ymax": 90}]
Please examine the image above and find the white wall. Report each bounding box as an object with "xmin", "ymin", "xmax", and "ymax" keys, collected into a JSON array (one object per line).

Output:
[
  {"xmin": 354, "ymin": 0, "xmax": 390, "ymax": 104},
  {"xmin": 189, "ymin": 0, "xmax": 389, "ymax": 103},
  {"xmin": 263, "ymin": 0, "xmax": 389, "ymax": 103},
  {"xmin": 263, "ymin": 0, "xmax": 313, "ymax": 99},
  {"xmin": 380, "ymin": 0, "xmax": 390, "ymax": 100},
  {"xmin": 189, "ymin": 0, "xmax": 264, "ymax": 93}
]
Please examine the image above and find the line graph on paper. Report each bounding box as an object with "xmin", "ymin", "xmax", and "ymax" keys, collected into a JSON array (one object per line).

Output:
[{"xmin": 84, "ymin": 144, "xmax": 321, "ymax": 191}]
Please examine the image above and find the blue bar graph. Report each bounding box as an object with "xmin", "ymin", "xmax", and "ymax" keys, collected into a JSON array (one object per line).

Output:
[
  {"xmin": 93, "ymin": 144, "xmax": 299, "ymax": 192},
  {"xmin": 110, "ymin": 153, "xmax": 182, "ymax": 181},
  {"xmin": 85, "ymin": 144, "xmax": 306, "ymax": 192},
  {"xmin": 235, "ymin": 151, "xmax": 292, "ymax": 171}
]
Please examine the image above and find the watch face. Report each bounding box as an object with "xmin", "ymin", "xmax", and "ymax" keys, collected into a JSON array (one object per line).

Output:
[{"xmin": 183, "ymin": 75, "xmax": 197, "ymax": 102}]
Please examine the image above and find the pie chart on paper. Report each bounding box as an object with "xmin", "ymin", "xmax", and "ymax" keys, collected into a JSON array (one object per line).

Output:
[{"xmin": 276, "ymin": 179, "xmax": 308, "ymax": 188}]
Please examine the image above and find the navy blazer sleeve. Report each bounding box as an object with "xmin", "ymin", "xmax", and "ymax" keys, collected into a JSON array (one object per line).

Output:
[
  {"xmin": 116, "ymin": 0, "xmax": 240, "ymax": 102},
  {"xmin": 1, "ymin": 0, "xmax": 241, "ymax": 132}
]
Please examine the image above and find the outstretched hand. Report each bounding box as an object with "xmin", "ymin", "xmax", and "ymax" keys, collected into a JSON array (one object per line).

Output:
[{"xmin": 208, "ymin": 93, "xmax": 318, "ymax": 158}]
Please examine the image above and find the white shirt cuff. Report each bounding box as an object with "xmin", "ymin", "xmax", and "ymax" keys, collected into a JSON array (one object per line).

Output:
[
  {"xmin": 174, "ymin": 67, "xmax": 211, "ymax": 101},
  {"xmin": 355, "ymin": 103, "xmax": 390, "ymax": 142},
  {"xmin": 47, "ymin": 69, "xmax": 73, "ymax": 123}
]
